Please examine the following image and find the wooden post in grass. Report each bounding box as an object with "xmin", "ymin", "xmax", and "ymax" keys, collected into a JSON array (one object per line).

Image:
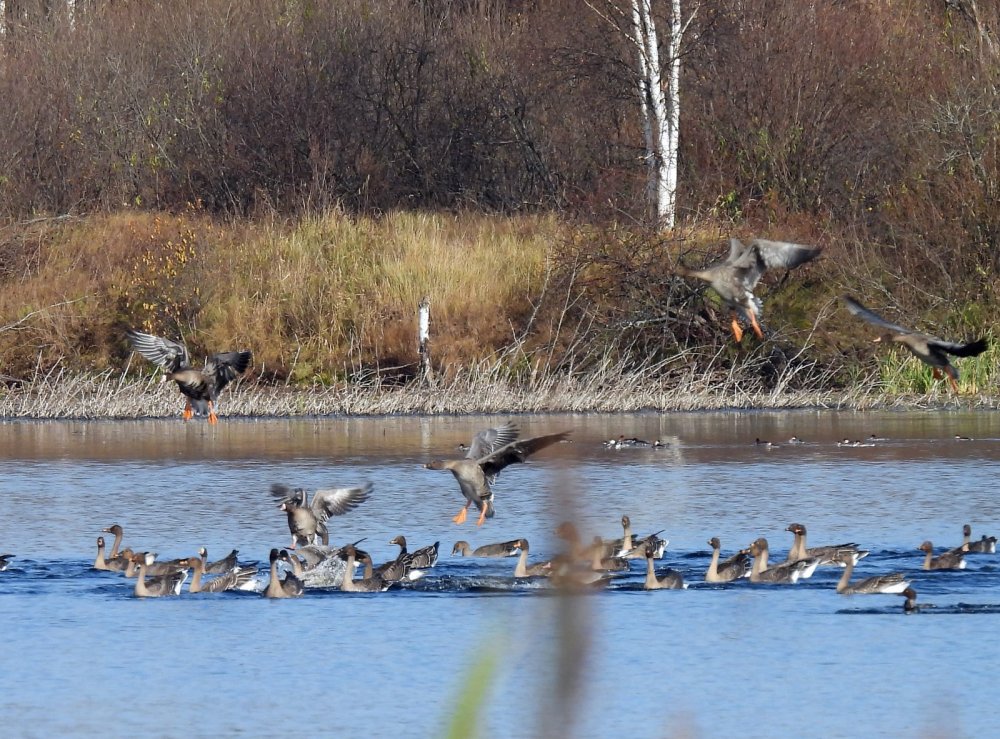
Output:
[{"xmin": 418, "ymin": 296, "xmax": 435, "ymax": 386}]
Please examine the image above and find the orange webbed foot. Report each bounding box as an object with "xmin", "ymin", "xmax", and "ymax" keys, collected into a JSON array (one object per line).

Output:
[
  {"xmin": 730, "ymin": 318, "xmax": 744, "ymax": 343},
  {"xmin": 452, "ymin": 508, "xmax": 468, "ymax": 525},
  {"xmin": 476, "ymin": 508, "xmax": 488, "ymax": 526}
]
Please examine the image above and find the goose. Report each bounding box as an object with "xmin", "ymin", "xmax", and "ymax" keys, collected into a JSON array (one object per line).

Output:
[
  {"xmin": 614, "ymin": 516, "xmax": 668, "ymax": 559},
  {"xmin": 748, "ymin": 538, "xmax": 819, "ymax": 584},
  {"xmin": 512, "ymin": 539, "xmax": 552, "ymax": 578},
  {"xmin": 339, "ymin": 545, "xmax": 391, "ymax": 592},
  {"xmin": 705, "ymin": 538, "xmax": 751, "ymax": 583},
  {"xmin": 835, "ymin": 556, "xmax": 910, "ymax": 595},
  {"xmin": 199, "ymin": 547, "xmax": 239, "ymax": 574},
  {"xmin": 785, "ymin": 523, "xmax": 867, "ymax": 566},
  {"xmin": 388, "ymin": 535, "xmax": 439, "ymax": 573},
  {"xmin": 263, "ymin": 549, "xmax": 303, "ymax": 598},
  {"xmin": 548, "ymin": 554, "xmax": 611, "ymax": 589},
  {"xmin": 451, "ymin": 540, "xmax": 522, "ymax": 558},
  {"xmin": 125, "ymin": 329, "xmax": 252, "ymax": 423},
  {"xmin": 954, "ymin": 524, "xmax": 997, "ymax": 554},
  {"xmin": 0, "ymin": 553, "xmax": 14, "ymax": 571},
  {"xmin": 182, "ymin": 556, "xmax": 256, "ymax": 593},
  {"xmin": 425, "ymin": 429, "xmax": 571, "ymax": 525},
  {"xmin": 271, "ymin": 482, "xmax": 372, "ymax": 548},
  {"xmin": 457, "ymin": 420, "xmax": 520, "ymax": 456},
  {"xmin": 843, "ymin": 296, "xmax": 988, "ymax": 393},
  {"xmin": 102, "ymin": 524, "xmax": 125, "ymax": 558},
  {"xmin": 132, "ymin": 552, "xmax": 188, "ymax": 597},
  {"xmin": 590, "ymin": 536, "xmax": 630, "ymax": 572},
  {"xmin": 918, "ymin": 541, "xmax": 966, "ymax": 571},
  {"xmin": 93, "ymin": 536, "xmax": 131, "ymax": 572},
  {"xmin": 675, "ymin": 237, "xmax": 822, "ymax": 342},
  {"xmin": 643, "ymin": 543, "xmax": 684, "ymax": 590}
]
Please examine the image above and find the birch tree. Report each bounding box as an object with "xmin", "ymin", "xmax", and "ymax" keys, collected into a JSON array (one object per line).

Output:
[{"xmin": 587, "ymin": 0, "xmax": 698, "ymax": 229}]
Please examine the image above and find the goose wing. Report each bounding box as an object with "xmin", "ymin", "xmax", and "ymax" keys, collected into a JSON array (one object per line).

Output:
[
  {"xmin": 269, "ymin": 483, "xmax": 307, "ymax": 507},
  {"xmin": 310, "ymin": 482, "xmax": 373, "ymax": 522},
  {"xmin": 843, "ymin": 296, "xmax": 916, "ymax": 335},
  {"xmin": 478, "ymin": 431, "xmax": 571, "ymax": 480},
  {"xmin": 465, "ymin": 421, "xmax": 520, "ymax": 460},
  {"xmin": 125, "ymin": 329, "xmax": 188, "ymax": 372},
  {"xmin": 203, "ymin": 350, "xmax": 252, "ymax": 397},
  {"xmin": 731, "ymin": 239, "xmax": 821, "ymax": 290}
]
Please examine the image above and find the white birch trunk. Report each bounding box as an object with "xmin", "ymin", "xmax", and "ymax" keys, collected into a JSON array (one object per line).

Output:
[{"xmin": 417, "ymin": 296, "xmax": 434, "ymax": 386}]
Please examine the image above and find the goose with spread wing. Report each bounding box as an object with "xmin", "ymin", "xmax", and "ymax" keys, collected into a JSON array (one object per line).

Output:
[
  {"xmin": 425, "ymin": 429, "xmax": 571, "ymax": 525},
  {"xmin": 842, "ymin": 296, "xmax": 988, "ymax": 393},
  {"xmin": 271, "ymin": 482, "xmax": 372, "ymax": 548},
  {"xmin": 676, "ymin": 238, "xmax": 822, "ymax": 342},
  {"xmin": 125, "ymin": 329, "xmax": 252, "ymax": 423}
]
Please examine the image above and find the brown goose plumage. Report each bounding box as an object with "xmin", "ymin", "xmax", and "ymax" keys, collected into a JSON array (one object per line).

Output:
[
  {"xmin": 918, "ymin": 541, "xmax": 966, "ymax": 571},
  {"xmin": 271, "ymin": 482, "xmax": 372, "ymax": 548},
  {"xmin": 125, "ymin": 329, "xmax": 252, "ymax": 423},
  {"xmin": 705, "ymin": 537, "xmax": 750, "ymax": 583},
  {"xmin": 263, "ymin": 549, "xmax": 303, "ymax": 598}
]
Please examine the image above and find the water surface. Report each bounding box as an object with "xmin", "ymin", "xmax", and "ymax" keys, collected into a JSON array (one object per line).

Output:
[{"xmin": 1, "ymin": 410, "xmax": 998, "ymax": 738}]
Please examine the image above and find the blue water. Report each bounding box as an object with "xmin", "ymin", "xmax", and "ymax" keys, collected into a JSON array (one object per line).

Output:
[{"xmin": 0, "ymin": 411, "xmax": 998, "ymax": 738}]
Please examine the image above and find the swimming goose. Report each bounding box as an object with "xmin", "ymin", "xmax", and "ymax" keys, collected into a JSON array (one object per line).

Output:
[
  {"xmin": 918, "ymin": 541, "xmax": 966, "ymax": 570},
  {"xmin": 548, "ymin": 554, "xmax": 611, "ymax": 589},
  {"xmin": 102, "ymin": 524, "xmax": 125, "ymax": 558},
  {"xmin": 643, "ymin": 543, "xmax": 684, "ymax": 590},
  {"xmin": 425, "ymin": 430, "xmax": 571, "ymax": 525},
  {"xmin": 748, "ymin": 538, "xmax": 819, "ymax": 584},
  {"xmin": 339, "ymin": 545, "xmax": 391, "ymax": 592},
  {"xmin": 125, "ymin": 329, "xmax": 252, "ymax": 423},
  {"xmin": 263, "ymin": 549, "xmax": 303, "ymax": 598},
  {"xmin": 512, "ymin": 539, "xmax": 552, "ymax": 578},
  {"xmin": 0, "ymin": 553, "xmax": 13, "ymax": 571},
  {"xmin": 182, "ymin": 556, "xmax": 256, "ymax": 593},
  {"xmin": 451, "ymin": 540, "xmax": 522, "ymax": 558},
  {"xmin": 388, "ymin": 535, "xmax": 439, "ymax": 571},
  {"xmin": 271, "ymin": 482, "xmax": 372, "ymax": 548},
  {"xmin": 590, "ymin": 536, "xmax": 630, "ymax": 572},
  {"xmin": 199, "ymin": 547, "xmax": 239, "ymax": 574},
  {"xmin": 705, "ymin": 538, "xmax": 751, "ymax": 583},
  {"xmin": 843, "ymin": 296, "xmax": 989, "ymax": 393},
  {"xmin": 93, "ymin": 537, "xmax": 131, "ymax": 572},
  {"xmin": 785, "ymin": 523, "xmax": 867, "ymax": 566},
  {"xmin": 675, "ymin": 237, "xmax": 822, "ymax": 342},
  {"xmin": 132, "ymin": 552, "xmax": 188, "ymax": 597},
  {"xmin": 954, "ymin": 524, "xmax": 997, "ymax": 554},
  {"xmin": 835, "ymin": 556, "xmax": 910, "ymax": 595},
  {"xmin": 615, "ymin": 516, "xmax": 668, "ymax": 559}
]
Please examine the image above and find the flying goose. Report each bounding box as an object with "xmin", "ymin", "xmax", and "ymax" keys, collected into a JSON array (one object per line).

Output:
[
  {"xmin": 425, "ymin": 429, "xmax": 571, "ymax": 525},
  {"xmin": 748, "ymin": 538, "xmax": 819, "ymax": 584},
  {"xmin": 125, "ymin": 329, "xmax": 252, "ymax": 423},
  {"xmin": 918, "ymin": 541, "xmax": 966, "ymax": 571},
  {"xmin": 643, "ymin": 543, "xmax": 684, "ymax": 590},
  {"xmin": 451, "ymin": 539, "xmax": 522, "ymax": 558},
  {"xmin": 675, "ymin": 237, "xmax": 822, "ymax": 341},
  {"xmin": 271, "ymin": 482, "xmax": 372, "ymax": 548},
  {"xmin": 182, "ymin": 556, "xmax": 256, "ymax": 593},
  {"xmin": 835, "ymin": 556, "xmax": 910, "ymax": 595},
  {"xmin": 785, "ymin": 523, "xmax": 868, "ymax": 566},
  {"xmin": 263, "ymin": 549, "xmax": 303, "ymax": 598},
  {"xmin": 132, "ymin": 552, "xmax": 188, "ymax": 597},
  {"xmin": 843, "ymin": 296, "xmax": 988, "ymax": 393},
  {"xmin": 705, "ymin": 538, "xmax": 751, "ymax": 583}
]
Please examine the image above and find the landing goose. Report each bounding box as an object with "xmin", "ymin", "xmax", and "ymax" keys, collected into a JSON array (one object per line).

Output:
[
  {"xmin": 425, "ymin": 429, "xmax": 570, "ymax": 525},
  {"xmin": 451, "ymin": 540, "xmax": 522, "ymax": 558},
  {"xmin": 835, "ymin": 556, "xmax": 910, "ymax": 595},
  {"xmin": 125, "ymin": 329, "xmax": 252, "ymax": 423},
  {"xmin": 705, "ymin": 538, "xmax": 750, "ymax": 583},
  {"xmin": 843, "ymin": 296, "xmax": 988, "ymax": 393},
  {"xmin": 748, "ymin": 538, "xmax": 819, "ymax": 584},
  {"xmin": 263, "ymin": 549, "xmax": 303, "ymax": 598},
  {"xmin": 675, "ymin": 237, "xmax": 822, "ymax": 341},
  {"xmin": 918, "ymin": 541, "xmax": 966, "ymax": 570},
  {"xmin": 271, "ymin": 481, "xmax": 372, "ymax": 548}
]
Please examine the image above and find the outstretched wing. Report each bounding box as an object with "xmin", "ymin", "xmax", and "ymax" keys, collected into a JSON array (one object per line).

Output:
[
  {"xmin": 465, "ymin": 421, "xmax": 520, "ymax": 460},
  {"xmin": 752, "ymin": 239, "xmax": 822, "ymax": 271},
  {"xmin": 204, "ymin": 350, "xmax": 252, "ymax": 397},
  {"xmin": 933, "ymin": 336, "xmax": 989, "ymax": 358},
  {"xmin": 125, "ymin": 329, "xmax": 188, "ymax": 372},
  {"xmin": 269, "ymin": 483, "xmax": 306, "ymax": 507},
  {"xmin": 478, "ymin": 431, "xmax": 571, "ymax": 480},
  {"xmin": 310, "ymin": 482, "xmax": 373, "ymax": 522},
  {"xmin": 842, "ymin": 295, "xmax": 915, "ymax": 335}
]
